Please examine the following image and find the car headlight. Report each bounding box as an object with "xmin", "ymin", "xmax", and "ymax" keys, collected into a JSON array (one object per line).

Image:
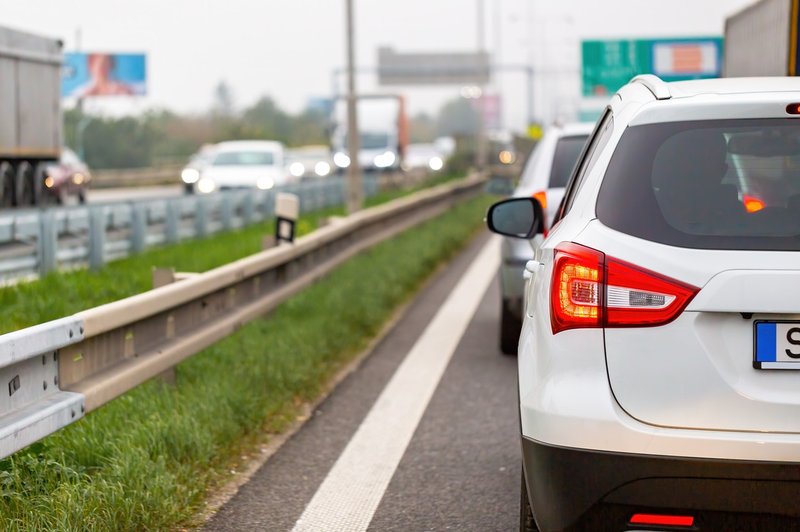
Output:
[
  {"xmin": 428, "ymin": 156, "xmax": 444, "ymax": 171},
  {"xmin": 289, "ymin": 162, "xmax": 305, "ymax": 178},
  {"xmin": 333, "ymin": 152, "xmax": 350, "ymax": 168},
  {"xmin": 197, "ymin": 177, "xmax": 215, "ymax": 194},
  {"xmin": 73, "ymin": 172, "xmax": 86, "ymax": 185},
  {"xmin": 181, "ymin": 168, "xmax": 201, "ymax": 184},
  {"xmin": 374, "ymin": 151, "xmax": 396, "ymax": 168},
  {"xmin": 44, "ymin": 176, "xmax": 55, "ymax": 188},
  {"xmin": 315, "ymin": 161, "xmax": 331, "ymax": 177},
  {"xmin": 257, "ymin": 176, "xmax": 274, "ymax": 190},
  {"xmin": 499, "ymin": 150, "xmax": 515, "ymax": 165}
]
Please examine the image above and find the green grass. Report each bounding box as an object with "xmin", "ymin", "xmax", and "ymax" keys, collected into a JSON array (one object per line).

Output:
[{"xmin": 0, "ymin": 192, "xmax": 493, "ymax": 530}]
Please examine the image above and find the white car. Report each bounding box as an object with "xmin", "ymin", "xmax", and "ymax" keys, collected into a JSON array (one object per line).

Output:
[
  {"xmin": 194, "ymin": 140, "xmax": 288, "ymax": 194},
  {"xmin": 499, "ymin": 123, "xmax": 593, "ymax": 354},
  {"xmin": 487, "ymin": 75, "xmax": 800, "ymax": 531}
]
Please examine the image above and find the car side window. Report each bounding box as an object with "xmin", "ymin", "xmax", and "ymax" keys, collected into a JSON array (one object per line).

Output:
[{"xmin": 555, "ymin": 112, "xmax": 614, "ymax": 223}]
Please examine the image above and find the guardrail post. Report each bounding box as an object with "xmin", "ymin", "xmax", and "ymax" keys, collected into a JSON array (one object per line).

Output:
[
  {"xmin": 242, "ymin": 193, "xmax": 255, "ymax": 226},
  {"xmin": 165, "ymin": 200, "xmax": 179, "ymax": 244},
  {"xmin": 152, "ymin": 268, "xmax": 178, "ymax": 385},
  {"xmin": 131, "ymin": 204, "xmax": 147, "ymax": 253},
  {"xmin": 88, "ymin": 207, "xmax": 106, "ymax": 270},
  {"xmin": 194, "ymin": 197, "xmax": 208, "ymax": 238},
  {"xmin": 221, "ymin": 193, "xmax": 233, "ymax": 231},
  {"xmin": 38, "ymin": 210, "xmax": 57, "ymax": 275}
]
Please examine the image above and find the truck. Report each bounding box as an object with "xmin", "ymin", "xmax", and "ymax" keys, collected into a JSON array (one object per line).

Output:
[
  {"xmin": 0, "ymin": 26, "xmax": 63, "ymax": 207},
  {"xmin": 724, "ymin": 0, "xmax": 800, "ymax": 77},
  {"xmin": 330, "ymin": 95, "xmax": 409, "ymax": 172}
]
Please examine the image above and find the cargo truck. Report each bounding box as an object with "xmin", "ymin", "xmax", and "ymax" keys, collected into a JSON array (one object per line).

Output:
[
  {"xmin": 330, "ymin": 95, "xmax": 409, "ymax": 172},
  {"xmin": 0, "ymin": 26, "xmax": 63, "ymax": 207},
  {"xmin": 724, "ymin": 0, "xmax": 800, "ymax": 77}
]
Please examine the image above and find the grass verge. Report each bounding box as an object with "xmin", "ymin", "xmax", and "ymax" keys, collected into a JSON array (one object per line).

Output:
[{"xmin": 0, "ymin": 193, "xmax": 494, "ymax": 530}]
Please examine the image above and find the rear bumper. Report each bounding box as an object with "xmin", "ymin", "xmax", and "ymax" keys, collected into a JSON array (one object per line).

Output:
[{"xmin": 522, "ymin": 436, "xmax": 800, "ymax": 532}]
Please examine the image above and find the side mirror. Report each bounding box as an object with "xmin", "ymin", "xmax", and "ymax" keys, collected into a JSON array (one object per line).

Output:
[{"xmin": 485, "ymin": 197, "xmax": 543, "ymax": 239}]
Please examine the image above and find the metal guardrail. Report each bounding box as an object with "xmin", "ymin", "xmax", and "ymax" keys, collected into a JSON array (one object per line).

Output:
[
  {"xmin": 0, "ymin": 176, "xmax": 381, "ymax": 283},
  {"xmin": 0, "ymin": 174, "xmax": 485, "ymax": 459}
]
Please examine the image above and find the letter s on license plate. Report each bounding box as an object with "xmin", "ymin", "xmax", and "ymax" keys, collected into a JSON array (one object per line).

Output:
[{"xmin": 754, "ymin": 321, "xmax": 800, "ymax": 369}]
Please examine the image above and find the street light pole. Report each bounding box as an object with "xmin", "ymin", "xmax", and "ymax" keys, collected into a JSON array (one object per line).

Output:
[
  {"xmin": 475, "ymin": 0, "xmax": 489, "ymax": 171},
  {"xmin": 345, "ymin": 0, "xmax": 362, "ymax": 214}
]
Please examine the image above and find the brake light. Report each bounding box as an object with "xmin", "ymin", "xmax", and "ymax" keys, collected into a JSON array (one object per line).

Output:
[
  {"xmin": 630, "ymin": 513, "xmax": 694, "ymax": 527},
  {"xmin": 551, "ymin": 243, "xmax": 603, "ymax": 333},
  {"xmin": 742, "ymin": 194, "xmax": 765, "ymax": 213},
  {"xmin": 532, "ymin": 191, "xmax": 549, "ymax": 236},
  {"xmin": 550, "ymin": 243, "xmax": 698, "ymax": 334},
  {"xmin": 532, "ymin": 190, "xmax": 547, "ymax": 210}
]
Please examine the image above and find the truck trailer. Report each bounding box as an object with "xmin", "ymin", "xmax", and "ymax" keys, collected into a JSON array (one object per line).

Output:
[
  {"xmin": 330, "ymin": 95, "xmax": 409, "ymax": 172},
  {"xmin": 724, "ymin": 0, "xmax": 800, "ymax": 77},
  {"xmin": 0, "ymin": 26, "xmax": 63, "ymax": 207}
]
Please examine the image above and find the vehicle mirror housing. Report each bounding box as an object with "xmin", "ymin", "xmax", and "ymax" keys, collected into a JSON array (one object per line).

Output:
[{"xmin": 486, "ymin": 197, "xmax": 543, "ymax": 239}]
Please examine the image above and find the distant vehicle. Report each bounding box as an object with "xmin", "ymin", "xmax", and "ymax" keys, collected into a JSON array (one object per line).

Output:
[
  {"xmin": 402, "ymin": 143, "xmax": 445, "ymax": 172},
  {"xmin": 0, "ymin": 26, "xmax": 63, "ymax": 207},
  {"xmin": 193, "ymin": 141, "xmax": 288, "ymax": 194},
  {"xmin": 42, "ymin": 148, "xmax": 91, "ymax": 204},
  {"xmin": 286, "ymin": 145, "xmax": 333, "ymax": 179},
  {"xmin": 181, "ymin": 144, "xmax": 217, "ymax": 194},
  {"xmin": 488, "ymin": 75, "xmax": 800, "ymax": 531},
  {"xmin": 330, "ymin": 95, "xmax": 409, "ymax": 172},
  {"xmin": 725, "ymin": 0, "xmax": 797, "ymax": 76},
  {"xmin": 498, "ymin": 122, "xmax": 592, "ymax": 354}
]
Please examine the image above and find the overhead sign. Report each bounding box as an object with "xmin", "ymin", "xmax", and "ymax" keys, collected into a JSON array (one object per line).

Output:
[
  {"xmin": 377, "ymin": 47, "xmax": 490, "ymax": 86},
  {"xmin": 582, "ymin": 38, "xmax": 722, "ymax": 96},
  {"xmin": 62, "ymin": 53, "xmax": 147, "ymax": 98}
]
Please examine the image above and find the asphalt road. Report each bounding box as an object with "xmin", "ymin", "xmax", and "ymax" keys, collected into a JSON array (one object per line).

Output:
[
  {"xmin": 86, "ymin": 184, "xmax": 183, "ymax": 203},
  {"xmin": 205, "ymin": 232, "xmax": 520, "ymax": 531}
]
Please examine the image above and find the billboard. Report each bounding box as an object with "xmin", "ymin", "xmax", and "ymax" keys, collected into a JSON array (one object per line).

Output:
[
  {"xmin": 62, "ymin": 53, "xmax": 147, "ymax": 98},
  {"xmin": 377, "ymin": 47, "xmax": 490, "ymax": 86},
  {"xmin": 582, "ymin": 38, "xmax": 723, "ymax": 96}
]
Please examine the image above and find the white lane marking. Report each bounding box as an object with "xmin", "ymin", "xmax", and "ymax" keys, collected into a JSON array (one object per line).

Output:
[{"xmin": 291, "ymin": 236, "xmax": 500, "ymax": 532}]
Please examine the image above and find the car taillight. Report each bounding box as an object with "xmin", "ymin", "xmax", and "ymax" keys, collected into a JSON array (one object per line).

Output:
[
  {"xmin": 550, "ymin": 243, "xmax": 698, "ymax": 334},
  {"xmin": 532, "ymin": 190, "xmax": 547, "ymax": 210},
  {"xmin": 532, "ymin": 191, "xmax": 549, "ymax": 236},
  {"xmin": 742, "ymin": 194, "xmax": 765, "ymax": 213}
]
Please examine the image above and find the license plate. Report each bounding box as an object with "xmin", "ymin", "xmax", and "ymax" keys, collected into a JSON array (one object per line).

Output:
[{"xmin": 754, "ymin": 321, "xmax": 800, "ymax": 369}]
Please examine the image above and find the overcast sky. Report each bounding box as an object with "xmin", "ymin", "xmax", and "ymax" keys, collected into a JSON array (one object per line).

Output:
[{"xmin": 3, "ymin": 0, "xmax": 756, "ymax": 130}]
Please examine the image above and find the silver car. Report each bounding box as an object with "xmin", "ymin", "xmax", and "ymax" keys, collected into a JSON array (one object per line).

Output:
[{"xmin": 499, "ymin": 123, "xmax": 593, "ymax": 353}]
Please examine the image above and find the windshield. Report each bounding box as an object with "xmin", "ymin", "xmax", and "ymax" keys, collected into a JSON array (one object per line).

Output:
[
  {"xmin": 549, "ymin": 135, "xmax": 589, "ymax": 187},
  {"xmin": 212, "ymin": 151, "xmax": 275, "ymax": 166},
  {"xmin": 360, "ymin": 132, "xmax": 390, "ymax": 150},
  {"xmin": 597, "ymin": 118, "xmax": 800, "ymax": 250}
]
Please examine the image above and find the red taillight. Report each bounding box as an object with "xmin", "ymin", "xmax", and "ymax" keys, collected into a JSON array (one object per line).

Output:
[
  {"xmin": 550, "ymin": 243, "xmax": 603, "ymax": 333},
  {"xmin": 532, "ymin": 191, "xmax": 549, "ymax": 236},
  {"xmin": 629, "ymin": 513, "xmax": 694, "ymax": 527},
  {"xmin": 742, "ymin": 194, "xmax": 765, "ymax": 213},
  {"xmin": 550, "ymin": 243, "xmax": 699, "ymax": 334},
  {"xmin": 532, "ymin": 190, "xmax": 547, "ymax": 210}
]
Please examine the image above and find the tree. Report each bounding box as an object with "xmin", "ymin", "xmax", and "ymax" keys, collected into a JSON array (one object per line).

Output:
[
  {"xmin": 212, "ymin": 81, "xmax": 235, "ymax": 117},
  {"xmin": 436, "ymin": 98, "xmax": 480, "ymax": 137}
]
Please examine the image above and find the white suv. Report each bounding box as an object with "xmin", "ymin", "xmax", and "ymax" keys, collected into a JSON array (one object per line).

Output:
[
  {"xmin": 487, "ymin": 75, "xmax": 800, "ymax": 531},
  {"xmin": 499, "ymin": 123, "xmax": 592, "ymax": 354}
]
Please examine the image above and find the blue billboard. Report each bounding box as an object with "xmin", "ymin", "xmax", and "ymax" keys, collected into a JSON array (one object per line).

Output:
[{"xmin": 62, "ymin": 53, "xmax": 147, "ymax": 98}]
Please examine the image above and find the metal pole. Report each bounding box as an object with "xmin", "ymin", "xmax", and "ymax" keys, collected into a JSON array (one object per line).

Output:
[
  {"xmin": 475, "ymin": 0, "xmax": 489, "ymax": 171},
  {"xmin": 345, "ymin": 0, "xmax": 362, "ymax": 214}
]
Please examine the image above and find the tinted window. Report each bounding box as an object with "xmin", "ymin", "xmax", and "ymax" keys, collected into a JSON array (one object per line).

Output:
[
  {"xmin": 548, "ymin": 135, "xmax": 589, "ymax": 187},
  {"xmin": 596, "ymin": 119, "xmax": 800, "ymax": 250}
]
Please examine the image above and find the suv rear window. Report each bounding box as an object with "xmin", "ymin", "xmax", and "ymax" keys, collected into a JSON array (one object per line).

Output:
[
  {"xmin": 549, "ymin": 135, "xmax": 589, "ymax": 188},
  {"xmin": 597, "ymin": 119, "xmax": 800, "ymax": 250}
]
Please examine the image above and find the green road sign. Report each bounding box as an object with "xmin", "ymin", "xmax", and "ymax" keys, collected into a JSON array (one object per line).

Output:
[{"xmin": 582, "ymin": 37, "xmax": 723, "ymax": 97}]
